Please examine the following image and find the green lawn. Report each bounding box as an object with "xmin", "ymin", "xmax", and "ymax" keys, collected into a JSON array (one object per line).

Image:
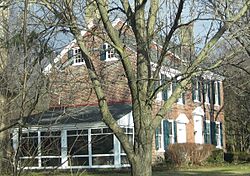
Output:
[{"xmin": 18, "ymin": 164, "xmax": 250, "ymax": 176}]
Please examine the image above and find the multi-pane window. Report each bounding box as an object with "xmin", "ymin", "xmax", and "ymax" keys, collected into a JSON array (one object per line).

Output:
[
  {"xmin": 155, "ymin": 123, "xmax": 163, "ymax": 150},
  {"xmin": 67, "ymin": 129, "xmax": 89, "ymax": 166},
  {"xmin": 40, "ymin": 131, "xmax": 61, "ymax": 167},
  {"xmin": 204, "ymin": 81, "xmax": 211, "ymax": 104},
  {"xmin": 20, "ymin": 132, "xmax": 39, "ymax": 167},
  {"xmin": 15, "ymin": 127, "xmax": 133, "ymax": 169},
  {"xmin": 68, "ymin": 47, "xmax": 85, "ymax": 65},
  {"xmin": 214, "ymin": 81, "xmax": 221, "ymax": 105},
  {"xmin": 161, "ymin": 74, "xmax": 172, "ymax": 101},
  {"xmin": 155, "ymin": 120, "xmax": 176, "ymax": 151},
  {"xmin": 91, "ymin": 128, "xmax": 114, "ymax": 165},
  {"xmin": 211, "ymin": 121, "xmax": 223, "ymax": 148},
  {"xmin": 192, "ymin": 79, "xmax": 201, "ymax": 102},
  {"xmin": 204, "ymin": 121, "xmax": 211, "ymax": 144},
  {"xmin": 100, "ymin": 43, "xmax": 119, "ymax": 61}
]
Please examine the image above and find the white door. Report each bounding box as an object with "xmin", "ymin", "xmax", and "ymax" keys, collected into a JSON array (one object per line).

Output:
[
  {"xmin": 194, "ymin": 115, "xmax": 203, "ymax": 144},
  {"xmin": 177, "ymin": 123, "xmax": 186, "ymax": 143}
]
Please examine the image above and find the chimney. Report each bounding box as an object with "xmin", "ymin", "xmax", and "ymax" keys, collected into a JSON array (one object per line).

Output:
[
  {"xmin": 85, "ymin": 0, "xmax": 108, "ymax": 28},
  {"xmin": 179, "ymin": 23, "xmax": 195, "ymax": 61}
]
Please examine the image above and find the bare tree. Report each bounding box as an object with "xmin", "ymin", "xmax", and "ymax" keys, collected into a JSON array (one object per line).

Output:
[
  {"xmin": 0, "ymin": 1, "xmax": 53, "ymax": 174},
  {"xmin": 1, "ymin": 0, "xmax": 249, "ymax": 176},
  {"xmin": 33, "ymin": 0, "xmax": 250, "ymax": 175}
]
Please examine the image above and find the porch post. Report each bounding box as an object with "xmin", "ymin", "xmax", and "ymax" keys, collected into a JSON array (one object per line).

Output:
[
  {"xmin": 114, "ymin": 135, "xmax": 121, "ymax": 168},
  {"xmin": 88, "ymin": 129, "xmax": 92, "ymax": 167},
  {"xmin": 61, "ymin": 130, "xmax": 68, "ymax": 168}
]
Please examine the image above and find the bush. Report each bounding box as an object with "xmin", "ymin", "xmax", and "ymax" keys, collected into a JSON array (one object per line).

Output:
[
  {"xmin": 206, "ymin": 149, "xmax": 224, "ymax": 163},
  {"xmin": 224, "ymin": 152, "xmax": 250, "ymax": 163},
  {"xmin": 165, "ymin": 143, "xmax": 215, "ymax": 166}
]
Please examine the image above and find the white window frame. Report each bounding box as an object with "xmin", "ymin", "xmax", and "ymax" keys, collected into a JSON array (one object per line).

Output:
[
  {"xmin": 13, "ymin": 126, "xmax": 132, "ymax": 170},
  {"xmin": 214, "ymin": 81, "xmax": 221, "ymax": 106},
  {"xmin": 156, "ymin": 122, "xmax": 164, "ymax": 151},
  {"xmin": 215, "ymin": 121, "xmax": 222, "ymax": 148},
  {"xmin": 205, "ymin": 82, "xmax": 210, "ymax": 104},
  {"xmin": 204, "ymin": 120, "xmax": 211, "ymax": 144},
  {"xmin": 177, "ymin": 93, "xmax": 184, "ymax": 105},
  {"xmin": 72, "ymin": 47, "xmax": 85, "ymax": 66},
  {"xmin": 168, "ymin": 120, "xmax": 175, "ymax": 144},
  {"xmin": 103, "ymin": 43, "xmax": 119, "ymax": 61},
  {"xmin": 156, "ymin": 120, "xmax": 175, "ymax": 152},
  {"xmin": 194, "ymin": 80, "xmax": 200, "ymax": 102}
]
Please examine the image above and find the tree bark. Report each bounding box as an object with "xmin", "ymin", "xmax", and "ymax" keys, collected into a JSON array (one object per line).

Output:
[{"xmin": 131, "ymin": 154, "xmax": 152, "ymax": 176}]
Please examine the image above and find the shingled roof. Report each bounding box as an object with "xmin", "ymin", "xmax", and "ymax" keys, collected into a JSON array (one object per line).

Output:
[{"xmin": 23, "ymin": 103, "xmax": 132, "ymax": 126}]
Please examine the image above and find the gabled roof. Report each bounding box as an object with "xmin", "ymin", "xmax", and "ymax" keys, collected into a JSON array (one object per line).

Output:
[
  {"xmin": 24, "ymin": 103, "xmax": 132, "ymax": 126},
  {"xmin": 44, "ymin": 18, "xmax": 182, "ymax": 73}
]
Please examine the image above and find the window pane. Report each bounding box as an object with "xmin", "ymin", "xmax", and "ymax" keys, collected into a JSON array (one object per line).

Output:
[
  {"xmin": 92, "ymin": 134, "xmax": 113, "ymax": 154},
  {"xmin": 67, "ymin": 135, "xmax": 88, "ymax": 155},
  {"xmin": 20, "ymin": 158, "xmax": 38, "ymax": 167},
  {"xmin": 121, "ymin": 155, "xmax": 129, "ymax": 164},
  {"xmin": 20, "ymin": 136, "xmax": 38, "ymax": 157},
  {"xmin": 41, "ymin": 158, "xmax": 61, "ymax": 167},
  {"xmin": 68, "ymin": 157, "xmax": 89, "ymax": 166},
  {"xmin": 41, "ymin": 131, "xmax": 61, "ymax": 156},
  {"xmin": 92, "ymin": 156, "xmax": 114, "ymax": 165}
]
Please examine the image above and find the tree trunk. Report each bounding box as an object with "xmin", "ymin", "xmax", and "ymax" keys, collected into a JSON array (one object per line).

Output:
[
  {"xmin": 131, "ymin": 151, "xmax": 153, "ymax": 176},
  {"xmin": 0, "ymin": 95, "xmax": 11, "ymax": 174},
  {"xmin": 130, "ymin": 106, "xmax": 154, "ymax": 176}
]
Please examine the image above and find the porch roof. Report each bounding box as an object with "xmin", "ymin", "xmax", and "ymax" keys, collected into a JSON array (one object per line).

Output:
[{"xmin": 24, "ymin": 103, "xmax": 132, "ymax": 126}]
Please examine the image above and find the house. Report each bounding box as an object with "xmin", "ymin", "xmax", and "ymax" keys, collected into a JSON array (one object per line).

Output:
[{"xmin": 12, "ymin": 18, "xmax": 224, "ymax": 170}]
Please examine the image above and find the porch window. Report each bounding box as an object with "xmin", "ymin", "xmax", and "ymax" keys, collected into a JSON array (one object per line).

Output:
[
  {"xmin": 40, "ymin": 131, "xmax": 61, "ymax": 167},
  {"xmin": 91, "ymin": 131, "xmax": 114, "ymax": 165},
  {"xmin": 67, "ymin": 129, "xmax": 89, "ymax": 166},
  {"xmin": 20, "ymin": 132, "xmax": 39, "ymax": 167},
  {"xmin": 120, "ymin": 127, "xmax": 133, "ymax": 164}
]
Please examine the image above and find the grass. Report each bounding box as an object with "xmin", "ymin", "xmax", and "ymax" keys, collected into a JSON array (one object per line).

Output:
[{"xmin": 7, "ymin": 163, "xmax": 250, "ymax": 176}]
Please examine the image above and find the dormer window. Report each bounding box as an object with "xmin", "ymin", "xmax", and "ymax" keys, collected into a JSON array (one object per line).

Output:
[
  {"xmin": 68, "ymin": 47, "xmax": 85, "ymax": 65},
  {"xmin": 100, "ymin": 43, "xmax": 119, "ymax": 61}
]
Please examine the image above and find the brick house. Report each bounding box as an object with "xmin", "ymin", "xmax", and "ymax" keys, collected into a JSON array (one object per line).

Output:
[{"xmin": 12, "ymin": 19, "xmax": 224, "ymax": 169}]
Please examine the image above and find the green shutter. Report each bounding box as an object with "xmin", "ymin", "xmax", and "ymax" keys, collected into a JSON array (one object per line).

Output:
[
  {"xmin": 162, "ymin": 89, "xmax": 168, "ymax": 101},
  {"xmin": 174, "ymin": 121, "xmax": 177, "ymax": 143},
  {"xmin": 211, "ymin": 121, "xmax": 217, "ymax": 146},
  {"xmin": 217, "ymin": 82, "xmax": 221, "ymax": 105},
  {"xmin": 163, "ymin": 120, "xmax": 170, "ymax": 150},
  {"xmin": 100, "ymin": 44, "xmax": 107, "ymax": 60},
  {"xmin": 161, "ymin": 75, "xmax": 168, "ymax": 100},
  {"xmin": 211, "ymin": 81, "xmax": 215, "ymax": 104},
  {"xmin": 182, "ymin": 92, "xmax": 185, "ymax": 104},
  {"xmin": 220, "ymin": 122, "xmax": 223, "ymax": 147},
  {"xmin": 208, "ymin": 81, "xmax": 211, "ymax": 103},
  {"xmin": 192, "ymin": 79, "xmax": 196, "ymax": 101},
  {"xmin": 206, "ymin": 122, "xmax": 211, "ymax": 144},
  {"xmin": 198, "ymin": 81, "xmax": 201, "ymax": 101},
  {"xmin": 155, "ymin": 127, "xmax": 159, "ymax": 150},
  {"xmin": 68, "ymin": 49, "xmax": 73, "ymax": 58},
  {"xmin": 204, "ymin": 121, "xmax": 207, "ymax": 144}
]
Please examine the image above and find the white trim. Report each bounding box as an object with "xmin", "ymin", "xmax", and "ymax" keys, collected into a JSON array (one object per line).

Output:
[
  {"xmin": 61, "ymin": 130, "xmax": 68, "ymax": 168},
  {"xmin": 215, "ymin": 121, "xmax": 222, "ymax": 149},
  {"xmin": 192, "ymin": 106, "xmax": 205, "ymax": 116},
  {"xmin": 176, "ymin": 113, "xmax": 189, "ymax": 124},
  {"xmin": 193, "ymin": 115, "xmax": 203, "ymax": 144}
]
